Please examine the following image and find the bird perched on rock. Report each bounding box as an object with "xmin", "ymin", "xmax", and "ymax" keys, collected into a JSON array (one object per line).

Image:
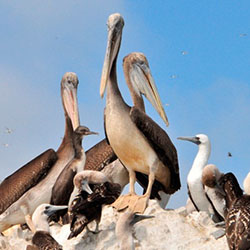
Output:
[{"xmin": 219, "ymin": 172, "xmax": 250, "ymax": 250}]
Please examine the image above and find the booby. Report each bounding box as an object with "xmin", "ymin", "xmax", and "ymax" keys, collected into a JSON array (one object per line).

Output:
[
  {"xmin": 177, "ymin": 134, "xmax": 223, "ymax": 222},
  {"xmin": 100, "ymin": 13, "xmax": 180, "ymax": 213},
  {"xmin": 26, "ymin": 204, "xmax": 67, "ymax": 250},
  {"xmin": 243, "ymin": 172, "xmax": 250, "ymax": 195},
  {"xmin": 219, "ymin": 172, "xmax": 250, "ymax": 250},
  {"xmin": 50, "ymin": 125, "xmax": 98, "ymax": 221},
  {"xmin": 115, "ymin": 209, "xmax": 154, "ymax": 250},
  {"xmin": 202, "ymin": 164, "xmax": 226, "ymax": 219},
  {"xmin": 0, "ymin": 72, "xmax": 80, "ymax": 232},
  {"xmin": 68, "ymin": 170, "xmax": 121, "ymax": 238}
]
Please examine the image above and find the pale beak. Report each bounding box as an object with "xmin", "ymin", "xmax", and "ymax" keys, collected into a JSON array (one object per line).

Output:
[
  {"xmin": 130, "ymin": 214, "xmax": 154, "ymax": 226},
  {"xmin": 45, "ymin": 205, "xmax": 68, "ymax": 217},
  {"xmin": 81, "ymin": 179, "xmax": 93, "ymax": 194},
  {"xmin": 177, "ymin": 136, "xmax": 200, "ymax": 145}
]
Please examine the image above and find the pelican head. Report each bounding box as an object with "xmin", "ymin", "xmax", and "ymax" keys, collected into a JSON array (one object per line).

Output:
[
  {"xmin": 123, "ymin": 52, "xmax": 169, "ymax": 126},
  {"xmin": 61, "ymin": 72, "xmax": 80, "ymax": 130},
  {"xmin": 100, "ymin": 13, "xmax": 124, "ymax": 98}
]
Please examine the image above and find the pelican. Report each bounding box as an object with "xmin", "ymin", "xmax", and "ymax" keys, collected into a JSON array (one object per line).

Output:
[
  {"xmin": 68, "ymin": 170, "xmax": 121, "ymax": 238},
  {"xmin": 178, "ymin": 134, "xmax": 223, "ymax": 222},
  {"xmin": 115, "ymin": 209, "xmax": 154, "ymax": 250},
  {"xmin": 219, "ymin": 172, "xmax": 250, "ymax": 250},
  {"xmin": 0, "ymin": 72, "xmax": 80, "ymax": 232},
  {"xmin": 100, "ymin": 13, "xmax": 180, "ymax": 213},
  {"xmin": 50, "ymin": 125, "xmax": 98, "ymax": 221},
  {"xmin": 26, "ymin": 204, "xmax": 67, "ymax": 250}
]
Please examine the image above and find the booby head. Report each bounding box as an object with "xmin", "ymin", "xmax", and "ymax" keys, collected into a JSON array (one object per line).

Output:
[
  {"xmin": 177, "ymin": 134, "xmax": 210, "ymax": 146},
  {"xmin": 74, "ymin": 125, "xmax": 98, "ymax": 138},
  {"xmin": 123, "ymin": 52, "xmax": 169, "ymax": 126},
  {"xmin": 61, "ymin": 72, "xmax": 80, "ymax": 130},
  {"xmin": 32, "ymin": 204, "xmax": 67, "ymax": 232},
  {"xmin": 100, "ymin": 13, "xmax": 124, "ymax": 98},
  {"xmin": 202, "ymin": 164, "xmax": 223, "ymax": 188}
]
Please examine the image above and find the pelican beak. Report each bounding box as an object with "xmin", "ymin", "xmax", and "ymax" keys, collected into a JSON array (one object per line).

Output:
[
  {"xmin": 100, "ymin": 13, "xmax": 124, "ymax": 98},
  {"xmin": 61, "ymin": 72, "xmax": 80, "ymax": 130},
  {"xmin": 131, "ymin": 62, "xmax": 169, "ymax": 126},
  {"xmin": 44, "ymin": 205, "xmax": 68, "ymax": 217},
  {"xmin": 81, "ymin": 179, "xmax": 93, "ymax": 194},
  {"xmin": 177, "ymin": 136, "xmax": 201, "ymax": 145},
  {"xmin": 130, "ymin": 214, "xmax": 154, "ymax": 226}
]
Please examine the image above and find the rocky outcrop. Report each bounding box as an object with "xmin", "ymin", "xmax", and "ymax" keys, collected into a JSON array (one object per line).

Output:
[{"xmin": 0, "ymin": 200, "xmax": 228, "ymax": 250}]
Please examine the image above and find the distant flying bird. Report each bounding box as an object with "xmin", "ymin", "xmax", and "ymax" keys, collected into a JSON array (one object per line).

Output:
[
  {"xmin": 181, "ymin": 50, "xmax": 188, "ymax": 55},
  {"xmin": 100, "ymin": 13, "xmax": 180, "ymax": 213},
  {"xmin": 219, "ymin": 172, "xmax": 250, "ymax": 250},
  {"xmin": 4, "ymin": 127, "xmax": 14, "ymax": 134},
  {"xmin": 0, "ymin": 72, "xmax": 81, "ymax": 233},
  {"xmin": 240, "ymin": 33, "xmax": 247, "ymax": 37},
  {"xmin": 228, "ymin": 152, "xmax": 232, "ymax": 157},
  {"xmin": 170, "ymin": 74, "xmax": 177, "ymax": 79},
  {"xmin": 178, "ymin": 134, "xmax": 224, "ymax": 222},
  {"xmin": 2, "ymin": 143, "xmax": 9, "ymax": 147}
]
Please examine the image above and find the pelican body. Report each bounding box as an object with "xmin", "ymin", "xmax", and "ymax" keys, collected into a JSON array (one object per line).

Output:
[
  {"xmin": 100, "ymin": 13, "xmax": 180, "ymax": 213},
  {"xmin": 0, "ymin": 72, "xmax": 80, "ymax": 232},
  {"xmin": 219, "ymin": 173, "xmax": 250, "ymax": 250}
]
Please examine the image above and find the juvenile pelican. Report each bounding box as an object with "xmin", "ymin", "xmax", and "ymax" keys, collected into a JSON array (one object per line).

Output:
[
  {"xmin": 27, "ymin": 204, "xmax": 67, "ymax": 250},
  {"xmin": 0, "ymin": 72, "xmax": 80, "ymax": 232},
  {"xmin": 100, "ymin": 13, "xmax": 180, "ymax": 213},
  {"xmin": 219, "ymin": 172, "xmax": 250, "ymax": 250},
  {"xmin": 178, "ymin": 134, "xmax": 223, "ymax": 222},
  {"xmin": 68, "ymin": 170, "xmax": 121, "ymax": 238}
]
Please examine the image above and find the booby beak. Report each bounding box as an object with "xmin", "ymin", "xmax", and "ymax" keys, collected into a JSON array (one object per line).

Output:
[
  {"xmin": 177, "ymin": 136, "xmax": 201, "ymax": 145},
  {"xmin": 81, "ymin": 179, "xmax": 93, "ymax": 194},
  {"xmin": 85, "ymin": 130, "xmax": 99, "ymax": 136},
  {"xmin": 129, "ymin": 60, "xmax": 169, "ymax": 126},
  {"xmin": 44, "ymin": 205, "xmax": 68, "ymax": 217},
  {"xmin": 61, "ymin": 72, "xmax": 80, "ymax": 130},
  {"xmin": 130, "ymin": 214, "xmax": 154, "ymax": 226},
  {"xmin": 100, "ymin": 13, "xmax": 124, "ymax": 98}
]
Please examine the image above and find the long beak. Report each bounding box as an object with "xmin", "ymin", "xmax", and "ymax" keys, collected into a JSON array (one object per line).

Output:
[
  {"xmin": 45, "ymin": 205, "xmax": 68, "ymax": 217},
  {"xmin": 85, "ymin": 131, "xmax": 99, "ymax": 136},
  {"xmin": 130, "ymin": 214, "xmax": 154, "ymax": 226},
  {"xmin": 100, "ymin": 14, "xmax": 124, "ymax": 98},
  {"xmin": 82, "ymin": 179, "xmax": 93, "ymax": 194},
  {"xmin": 177, "ymin": 136, "xmax": 200, "ymax": 145},
  {"xmin": 130, "ymin": 63, "xmax": 169, "ymax": 126},
  {"xmin": 63, "ymin": 86, "xmax": 80, "ymax": 130}
]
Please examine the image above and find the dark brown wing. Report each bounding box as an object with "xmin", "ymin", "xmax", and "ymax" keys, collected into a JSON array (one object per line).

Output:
[
  {"xmin": 130, "ymin": 107, "xmax": 180, "ymax": 194},
  {"xmin": 84, "ymin": 139, "xmax": 117, "ymax": 171},
  {"xmin": 0, "ymin": 149, "xmax": 57, "ymax": 214},
  {"xmin": 32, "ymin": 231, "xmax": 62, "ymax": 250}
]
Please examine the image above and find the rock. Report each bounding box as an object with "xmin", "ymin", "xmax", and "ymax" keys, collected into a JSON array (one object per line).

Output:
[{"xmin": 0, "ymin": 200, "xmax": 229, "ymax": 250}]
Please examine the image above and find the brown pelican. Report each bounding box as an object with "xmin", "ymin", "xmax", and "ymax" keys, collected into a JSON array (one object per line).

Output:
[
  {"xmin": 0, "ymin": 149, "xmax": 57, "ymax": 214},
  {"xmin": 68, "ymin": 170, "xmax": 121, "ymax": 238},
  {"xmin": 202, "ymin": 164, "xmax": 226, "ymax": 220},
  {"xmin": 219, "ymin": 172, "xmax": 250, "ymax": 250},
  {"xmin": 26, "ymin": 204, "xmax": 67, "ymax": 250},
  {"xmin": 50, "ymin": 125, "xmax": 98, "ymax": 221},
  {"xmin": 243, "ymin": 172, "xmax": 250, "ymax": 195},
  {"xmin": 0, "ymin": 72, "xmax": 80, "ymax": 233},
  {"xmin": 100, "ymin": 13, "xmax": 180, "ymax": 213},
  {"xmin": 115, "ymin": 209, "xmax": 154, "ymax": 250},
  {"xmin": 177, "ymin": 134, "xmax": 223, "ymax": 222}
]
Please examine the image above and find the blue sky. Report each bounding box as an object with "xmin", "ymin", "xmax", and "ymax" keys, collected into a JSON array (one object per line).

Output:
[{"xmin": 0, "ymin": 1, "xmax": 249, "ymax": 208}]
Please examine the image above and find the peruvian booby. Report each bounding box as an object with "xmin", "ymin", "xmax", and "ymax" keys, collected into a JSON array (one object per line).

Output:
[
  {"xmin": 100, "ymin": 13, "xmax": 180, "ymax": 213},
  {"xmin": 177, "ymin": 134, "xmax": 223, "ymax": 222},
  {"xmin": 243, "ymin": 172, "xmax": 250, "ymax": 195},
  {"xmin": 115, "ymin": 209, "xmax": 154, "ymax": 250},
  {"xmin": 202, "ymin": 164, "xmax": 226, "ymax": 220},
  {"xmin": 26, "ymin": 204, "xmax": 67, "ymax": 250},
  {"xmin": 68, "ymin": 170, "xmax": 121, "ymax": 238},
  {"xmin": 0, "ymin": 72, "xmax": 80, "ymax": 233},
  {"xmin": 219, "ymin": 172, "xmax": 250, "ymax": 250},
  {"xmin": 50, "ymin": 125, "xmax": 98, "ymax": 222}
]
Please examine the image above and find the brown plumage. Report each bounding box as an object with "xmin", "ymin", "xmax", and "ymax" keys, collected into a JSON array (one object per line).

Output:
[
  {"xmin": 220, "ymin": 172, "xmax": 250, "ymax": 250},
  {"xmin": 68, "ymin": 181, "xmax": 121, "ymax": 239},
  {"xmin": 0, "ymin": 149, "xmax": 57, "ymax": 214}
]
